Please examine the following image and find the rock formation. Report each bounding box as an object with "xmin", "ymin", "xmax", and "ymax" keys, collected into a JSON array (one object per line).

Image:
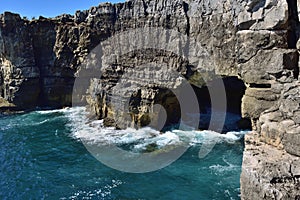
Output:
[{"xmin": 0, "ymin": 0, "xmax": 300, "ymax": 198}]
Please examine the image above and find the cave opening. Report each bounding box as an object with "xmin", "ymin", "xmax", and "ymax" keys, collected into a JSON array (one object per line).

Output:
[
  {"xmin": 106, "ymin": 50, "xmax": 251, "ymax": 133},
  {"xmin": 192, "ymin": 76, "xmax": 252, "ymax": 133},
  {"xmin": 148, "ymin": 76, "xmax": 251, "ymax": 133}
]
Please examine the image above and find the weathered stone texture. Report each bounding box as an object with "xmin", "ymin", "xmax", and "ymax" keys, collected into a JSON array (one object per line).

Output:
[
  {"xmin": 241, "ymin": 133, "xmax": 300, "ymax": 199},
  {"xmin": 0, "ymin": 0, "xmax": 300, "ymax": 198}
]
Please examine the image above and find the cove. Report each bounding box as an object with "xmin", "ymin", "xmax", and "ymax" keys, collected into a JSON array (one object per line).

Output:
[{"xmin": 0, "ymin": 108, "xmax": 245, "ymax": 199}]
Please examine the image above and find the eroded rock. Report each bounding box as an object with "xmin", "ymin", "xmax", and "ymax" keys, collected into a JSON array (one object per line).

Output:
[{"xmin": 0, "ymin": 0, "xmax": 300, "ymax": 198}]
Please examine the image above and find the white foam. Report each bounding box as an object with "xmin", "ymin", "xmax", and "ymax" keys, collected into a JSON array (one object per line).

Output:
[
  {"xmin": 209, "ymin": 163, "xmax": 239, "ymax": 174},
  {"xmin": 65, "ymin": 107, "xmax": 248, "ymax": 152},
  {"xmin": 62, "ymin": 179, "xmax": 123, "ymax": 199},
  {"xmin": 209, "ymin": 156, "xmax": 240, "ymax": 175},
  {"xmin": 156, "ymin": 131, "xmax": 180, "ymax": 146},
  {"xmin": 35, "ymin": 107, "xmax": 71, "ymax": 114},
  {"xmin": 35, "ymin": 119, "xmax": 50, "ymax": 125}
]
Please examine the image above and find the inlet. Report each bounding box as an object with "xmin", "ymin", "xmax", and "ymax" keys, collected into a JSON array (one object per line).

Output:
[
  {"xmin": 193, "ymin": 76, "xmax": 251, "ymax": 133},
  {"xmin": 137, "ymin": 76, "xmax": 251, "ymax": 133}
]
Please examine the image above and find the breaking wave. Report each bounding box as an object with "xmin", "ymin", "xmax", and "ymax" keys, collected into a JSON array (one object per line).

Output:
[{"xmin": 60, "ymin": 107, "xmax": 248, "ymax": 153}]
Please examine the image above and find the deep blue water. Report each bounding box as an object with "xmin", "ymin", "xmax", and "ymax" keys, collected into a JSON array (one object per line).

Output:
[{"xmin": 0, "ymin": 108, "xmax": 244, "ymax": 199}]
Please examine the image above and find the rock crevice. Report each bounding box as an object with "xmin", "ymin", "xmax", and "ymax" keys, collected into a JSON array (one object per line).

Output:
[{"xmin": 0, "ymin": 0, "xmax": 300, "ymax": 198}]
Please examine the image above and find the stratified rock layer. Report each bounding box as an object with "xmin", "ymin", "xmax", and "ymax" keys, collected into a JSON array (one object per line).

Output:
[{"xmin": 0, "ymin": 0, "xmax": 300, "ymax": 198}]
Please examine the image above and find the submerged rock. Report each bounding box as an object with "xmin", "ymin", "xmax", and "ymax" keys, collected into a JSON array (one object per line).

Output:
[{"xmin": 144, "ymin": 143, "xmax": 159, "ymax": 153}]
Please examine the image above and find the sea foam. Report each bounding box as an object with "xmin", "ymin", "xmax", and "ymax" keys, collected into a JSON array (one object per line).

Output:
[{"xmin": 64, "ymin": 107, "xmax": 248, "ymax": 152}]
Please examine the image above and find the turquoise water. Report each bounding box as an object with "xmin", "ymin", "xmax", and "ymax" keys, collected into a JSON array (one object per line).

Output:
[{"xmin": 0, "ymin": 108, "xmax": 245, "ymax": 199}]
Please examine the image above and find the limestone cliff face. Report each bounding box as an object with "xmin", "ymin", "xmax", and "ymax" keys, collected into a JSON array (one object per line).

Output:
[
  {"xmin": 0, "ymin": 13, "xmax": 74, "ymax": 109},
  {"xmin": 0, "ymin": 0, "xmax": 300, "ymax": 198}
]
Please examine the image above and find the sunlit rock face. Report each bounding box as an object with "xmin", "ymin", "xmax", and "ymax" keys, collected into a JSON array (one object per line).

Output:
[{"xmin": 0, "ymin": 0, "xmax": 300, "ymax": 198}]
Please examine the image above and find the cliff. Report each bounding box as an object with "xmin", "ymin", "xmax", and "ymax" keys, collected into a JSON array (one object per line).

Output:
[{"xmin": 1, "ymin": 0, "xmax": 300, "ymax": 198}]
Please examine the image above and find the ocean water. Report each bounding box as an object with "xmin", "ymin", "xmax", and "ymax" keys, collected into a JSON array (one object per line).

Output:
[{"xmin": 0, "ymin": 107, "xmax": 246, "ymax": 200}]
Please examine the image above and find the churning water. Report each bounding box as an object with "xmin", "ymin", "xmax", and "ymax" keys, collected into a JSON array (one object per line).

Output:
[{"xmin": 0, "ymin": 107, "xmax": 246, "ymax": 199}]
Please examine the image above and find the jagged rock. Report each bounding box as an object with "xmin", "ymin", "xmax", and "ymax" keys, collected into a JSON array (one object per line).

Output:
[
  {"xmin": 236, "ymin": 30, "xmax": 288, "ymax": 63},
  {"xmin": 237, "ymin": 0, "xmax": 289, "ymax": 30},
  {"xmin": 241, "ymin": 133, "xmax": 300, "ymax": 200},
  {"xmin": 0, "ymin": 0, "xmax": 300, "ymax": 198},
  {"xmin": 0, "ymin": 12, "xmax": 40, "ymax": 109}
]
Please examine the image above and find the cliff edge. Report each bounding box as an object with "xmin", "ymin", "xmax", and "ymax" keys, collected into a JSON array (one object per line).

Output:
[{"xmin": 0, "ymin": 0, "xmax": 300, "ymax": 198}]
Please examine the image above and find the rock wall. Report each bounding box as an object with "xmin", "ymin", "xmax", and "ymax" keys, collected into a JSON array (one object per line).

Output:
[
  {"xmin": 0, "ymin": 0, "xmax": 300, "ymax": 198},
  {"xmin": 0, "ymin": 6, "xmax": 117, "ymax": 110},
  {"xmin": 0, "ymin": 13, "xmax": 74, "ymax": 110}
]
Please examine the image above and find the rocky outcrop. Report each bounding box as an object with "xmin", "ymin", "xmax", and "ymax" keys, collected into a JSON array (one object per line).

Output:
[
  {"xmin": 0, "ymin": 13, "xmax": 72, "ymax": 110},
  {"xmin": 241, "ymin": 132, "xmax": 300, "ymax": 199},
  {"xmin": 1, "ymin": 0, "xmax": 300, "ymax": 198},
  {"xmin": 0, "ymin": 7, "xmax": 116, "ymax": 110},
  {"xmin": 238, "ymin": 0, "xmax": 300, "ymax": 198},
  {"xmin": 0, "ymin": 13, "xmax": 40, "ymax": 110}
]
